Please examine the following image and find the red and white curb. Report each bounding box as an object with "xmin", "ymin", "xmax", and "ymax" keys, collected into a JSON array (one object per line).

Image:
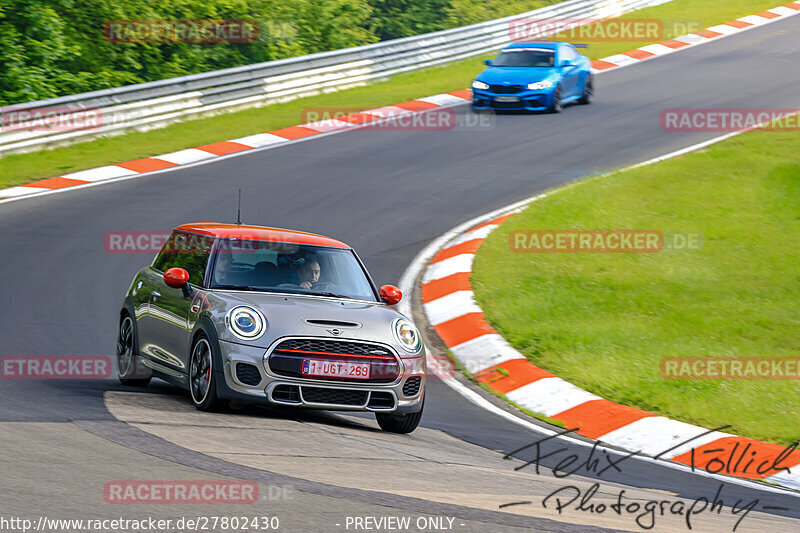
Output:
[
  {"xmin": 590, "ymin": 2, "xmax": 800, "ymax": 72},
  {"xmin": 418, "ymin": 196, "xmax": 800, "ymax": 492},
  {"xmin": 2, "ymin": 2, "xmax": 799, "ymax": 203},
  {"xmin": 0, "ymin": 92, "xmax": 471, "ymax": 201}
]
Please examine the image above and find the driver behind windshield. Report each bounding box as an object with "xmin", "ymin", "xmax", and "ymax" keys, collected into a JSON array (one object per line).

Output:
[{"xmin": 297, "ymin": 259, "xmax": 321, "ymax": 289}]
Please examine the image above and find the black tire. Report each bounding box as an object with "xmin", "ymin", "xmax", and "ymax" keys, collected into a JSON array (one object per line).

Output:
[
  {"xmin": 116, "ymin": 314, "xmax": 151, "ymax": 387},
  {"xmin": 548, "ymin": 85, "xmax": 563, "ymax": 113},
  {"xmin": 578, "ymin": 75, "xmax": 594, "ymax": 105},
  {"xmin": 375, "ymin": 398, "xmax": 424, "ymax": 434},
  {"xmin": 189, "ymin": 334, "xmax": 222, "ymax": 411}
]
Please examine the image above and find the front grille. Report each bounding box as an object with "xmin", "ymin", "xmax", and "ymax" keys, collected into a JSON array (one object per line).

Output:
[
  {"xmin": 490, "ymin": 84, "xmax": 523, "ymax": 94},
  {"xmin": 276, "ymin": 338, "xmax": 393, "ymax": 357},
  {"xmin": 493, "ymin": 101, "xmax": 525, "ymax": 109},
  {"xmin": 301, "ymin": 387, "xmax": 368, "ymax": 406},
  {"xmin": 403, "ymin": 377, "xmax": 421, "ymax": 397},
  {"xmin": 269, "ymin": 338, "xmax": 400, "ymax": 383},
  {"xmin": 235, "ymin": 363, "xmax": 262, "ymax": 386}
]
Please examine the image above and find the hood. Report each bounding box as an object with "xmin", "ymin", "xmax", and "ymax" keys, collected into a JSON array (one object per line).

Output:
[
  {"xmin": 477, "ymin": 66, "xmax": 559, "ymax": 85},
  {"xmin": 202, "ymin": 290, "xmax": 415, "ymax": 354}
]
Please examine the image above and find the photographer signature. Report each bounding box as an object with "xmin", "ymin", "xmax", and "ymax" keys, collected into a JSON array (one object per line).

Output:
[{"xmin": 499, "ymin": 426, "xmax": 795, "ymax": 531}]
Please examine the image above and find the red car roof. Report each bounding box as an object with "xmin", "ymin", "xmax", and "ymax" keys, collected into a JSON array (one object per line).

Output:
[{"xmin": 175, "ymin": 223, "xmax": 350, "ymax": 248}]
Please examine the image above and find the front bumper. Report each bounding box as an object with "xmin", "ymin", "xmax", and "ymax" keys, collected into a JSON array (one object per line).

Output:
[
  {"xmin": 218, "ymin": 338, "xmax": 425, "ymax": 414},
  {"xmin": 471, "ymin": 88, "xmax": 554, "ymax": 111}
]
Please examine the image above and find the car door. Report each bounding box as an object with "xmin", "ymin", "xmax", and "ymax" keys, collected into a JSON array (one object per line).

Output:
[
  {"xmin": 559, "ymin": 45, "xmax": 581, "ymax": 98},
  {"xmin": 146, "ymin": 231, "xmax": 213, "ymax": 373}
]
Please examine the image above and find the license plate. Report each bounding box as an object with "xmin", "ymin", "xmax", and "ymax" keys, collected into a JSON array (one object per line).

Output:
[
  {"xmin": 495, "ymin": 96, "xmax": 520, "ymax": 102},
  {"xmin": 302, "ymin": 359, "xmax": 370, "ymax": 380}
]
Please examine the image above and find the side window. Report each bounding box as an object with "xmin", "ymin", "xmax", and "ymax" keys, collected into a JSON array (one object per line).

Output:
[{"xmin": 152, "ymin": 232, "xmax": 213, "ymax": 287}]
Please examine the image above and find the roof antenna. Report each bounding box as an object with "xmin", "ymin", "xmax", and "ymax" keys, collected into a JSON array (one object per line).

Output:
[{"xmin": 236, "ymin": 189, "xmax": 243, "ymax": 225}]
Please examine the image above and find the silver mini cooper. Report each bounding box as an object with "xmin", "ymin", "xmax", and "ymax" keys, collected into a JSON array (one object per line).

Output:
[{"xmin": 117, "ymin": 223, "xmax": 426, "ymax": 433}]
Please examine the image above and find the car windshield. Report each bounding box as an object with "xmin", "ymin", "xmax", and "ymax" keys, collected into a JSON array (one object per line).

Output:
[
  {"xmin": 210, "ymin": 239, "xmax": 377, "ymax": 301},
  {"xmin": 493, "ymin": 49, "xmax": 555, "ymax": 67}
]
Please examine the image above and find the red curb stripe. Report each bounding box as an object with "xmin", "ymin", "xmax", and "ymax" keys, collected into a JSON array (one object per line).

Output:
[
  {"xmin": 422, "ymin": 272, "xmax": 472, "ymax": 303},
  {"xmin": 670, "ymin": 437, "xmax": 800, "ymax": 480},
  {"xmin": 477, "ymin": 359, "xmax": 554, "ymax": 394},
  {"xmin": 116, "ymin": 158, "xmax": 177, "ymax": 173},
  {"xmin": 725, "ymin": 20, "xmax": 753, "ymax": 28},
  {"xmin": 433, "ymin": 312, "xmax": 495, "ymax": 347},
  {"xmin": 553, "ymin": 399, "xmax": 657, "ymax": 439},
  {"xmin": 471, "ymin": 213, "xmax": 514, "ymax": 232},
  {"xmin": 694, "ymin": 29, "xmax": 724, "ymax": 39},
  {"xmin": 623, "ymin": 49, "xmax": 656, "ymax": 60},
  {"xmin": 268, "ymin": 126, "xmax": 321, "ymax": 141},
  {"xmin": 448, "ymin": 89, "xmax": 472, "ymax": 99},
  {"xmin": 338, "ymin": 112, "xmax": 381, "ymax": 125},
  {"xmin": 786, "ymin": 2, "xmax": 800, "ymax": 10},
  {"xmin": 24, "ymin": 177, "xmax": 90, "ymax": 189},
  {"xmin": 431, "ymin": 240, "xmax": 482, "ymax": 265},
  {"xmin": 660, "ymin": 39, "xmax": 691, "ymax": 49},
  {"xmin": 591, "ymin": 60, "xmax": 619, "ymax": 71},
  {"xmin": 394, "ymin": 100, "xmax": 440, "ymax": 112},
  {"xmin": 196, "ymin": 141, "xmax": 252, "ymax": 156},
  {"xmin": 755, "ymin": 10, "xmax": 782, "ymax": 18}
]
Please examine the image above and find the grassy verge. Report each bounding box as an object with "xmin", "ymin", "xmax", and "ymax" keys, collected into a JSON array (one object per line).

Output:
[
  {"xmin": 471, "ymin": 122, "xmax": 800, "ymax": 446},
  {"xmin": 0, "ymin": 0, "xmax": 784, "ymax": 189}
]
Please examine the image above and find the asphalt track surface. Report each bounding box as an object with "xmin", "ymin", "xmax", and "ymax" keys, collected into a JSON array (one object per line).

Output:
[{"xmin": 1, "ymin": 14, "xmax": 799, "ymax": 532}]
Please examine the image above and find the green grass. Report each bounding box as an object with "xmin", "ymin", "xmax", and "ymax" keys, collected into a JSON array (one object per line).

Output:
[
  {"xmin": 0, "ymin": 0, "xmax": 784, "ymax": 189},
  {"xmin": 471, "ymin": 124, "xmax": 800, "ymax": 446}
]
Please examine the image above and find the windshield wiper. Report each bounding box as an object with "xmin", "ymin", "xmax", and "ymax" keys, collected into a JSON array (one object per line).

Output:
[{"xmin": 212, "ymin": 284, "xmax": 257, "ymax": 291}]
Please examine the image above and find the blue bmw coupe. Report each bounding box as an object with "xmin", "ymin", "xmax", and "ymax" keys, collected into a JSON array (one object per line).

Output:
[{"xmin": 471, "ymin": 41, "xmax": 593, "ymax": 112}]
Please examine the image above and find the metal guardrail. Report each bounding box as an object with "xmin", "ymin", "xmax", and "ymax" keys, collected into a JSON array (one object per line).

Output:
[{"xmin": 0, "ymin": 0, "xmax": 672, "ymax": 155}]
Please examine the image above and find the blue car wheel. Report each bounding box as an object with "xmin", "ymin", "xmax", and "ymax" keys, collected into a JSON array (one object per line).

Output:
[
  {"xmin": 579, "ymin": 74, "xmax": 594, "ymax": 105},
  {"xmin": 548, "ymin": 85, "xmax": 563, "ymax": 113}
]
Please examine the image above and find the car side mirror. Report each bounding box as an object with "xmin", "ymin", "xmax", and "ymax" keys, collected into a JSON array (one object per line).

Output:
[
  {"xmin": 484, "ymin": 59, "xmax": 493, "ymax": 66},
  {"xmin": 379, "ymin": 285, "xmax": 402, "ymax": 306},
  {"xmin": 561, "ymin": 60, "xmax": 574, "ymax": 67},
  {"xmin": 164, "ymin": 267, "xmax": 190, "ymax": 288}
]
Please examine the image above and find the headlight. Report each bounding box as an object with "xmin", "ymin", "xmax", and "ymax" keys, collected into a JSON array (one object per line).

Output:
[
  {"xmin": 472, "ymin": 80, "xmax": 489, "ymax": 90},
  {"xmin": 393, "ymin": 318, "xmax": 422, "ymax": 353},
  {"xmin": 226, "ymin": 306, "xmax": 266, "ymax": 340},
  {"xmin": 528, "ymin": 80, "xmax": 554, "ymax": 90}
]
